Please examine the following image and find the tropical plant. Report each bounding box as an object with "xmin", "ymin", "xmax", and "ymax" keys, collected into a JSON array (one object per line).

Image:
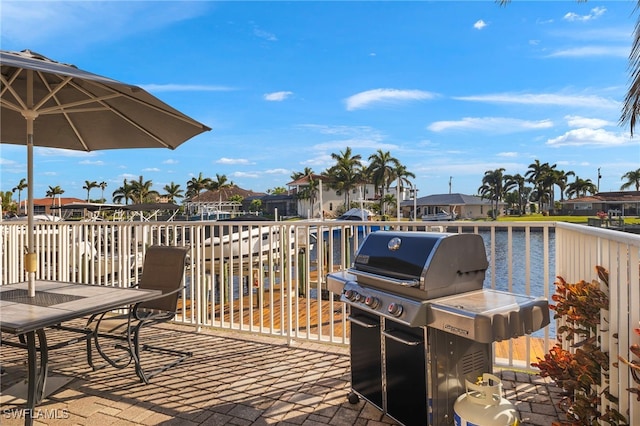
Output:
[
  {"xmin": 504, "ymin": 173, "xmax": 527, "ymax": 216},
  {"xmin": 620, "ymin": 168, "xmax": 640, "ymax": 191},
  {"xmin": 112, "ymin": 179, "xmax": 135, "ymax": 205},
  {"xmin": 326, "ymin": 147, "xmax": 364, "ymax": 207},
  {"xmin": 478, "ymin": 168, "xmax": 505, "ymax": 219},
  {"xmin": 566, "ymin": 176, "xmax": 598, "ymax": 199},
  {"xmin": 129, "ymin": 176, "xmax": 158, "ymax": 204},
  {"xmin": 367, "ymin": 150, "xmax": 400, "ymax": 212},
  {"xmin": 83, "ymin": 180, "xmax": 98, "ymax": 202},
  {"xmin": 99, "ymin": 181, "xmax": 107, "ymax": 203},
  {"xmin": 291, "ymin": 167, "xmax": 314, "ymax": 181},
  {"xmin": 186, "ymin": 172, "xmax": 213, "ymax": 199},
  {"xmin": 208, "ymin": 173, "xmax": 232, "ymax": 191},
  {"xmin": 12, "ymin": 178, "xmax": 27, "ymax": 213},
  {"xmin": 46, "ymin": 185, "xmax": 64, "ymax": 207},
  {"xmin": 162, "ymin": 182, "xmax": 184, "ymax": 203},
  {"xmin": 1, "ymin": 191, "xmax": 15, "ymax": 214},
  {"xmin": 526, "ymin": 160, "xmax": 556, "ymax": 213},
  {"xmin": 250, "ymin": 199, "xmax": 262, "ymax": 212},
  {"xmin": 532, "ymin": 267, "xmax": 627, "ymax": 425}
]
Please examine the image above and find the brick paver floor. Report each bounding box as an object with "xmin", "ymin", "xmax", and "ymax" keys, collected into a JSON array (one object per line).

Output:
[{"xmin": 1, "ymin": 322, "xmax": 565, "ymax": 425}]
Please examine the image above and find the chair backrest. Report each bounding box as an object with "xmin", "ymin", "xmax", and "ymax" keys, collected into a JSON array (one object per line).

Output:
[{"xmin": 138, "ymin": 245, "xmax": 189, "ymax": 312}]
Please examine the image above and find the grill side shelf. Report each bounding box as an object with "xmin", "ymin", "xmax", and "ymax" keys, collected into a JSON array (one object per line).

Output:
[{"xmin": 426, "ymin": 289, "xmax": 550, "ymax": 344}]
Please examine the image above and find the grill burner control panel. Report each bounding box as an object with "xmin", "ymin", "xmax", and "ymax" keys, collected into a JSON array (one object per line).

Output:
[{"xmin": 339, "ymin": 280, "xmax": 430, "ymax": 328}]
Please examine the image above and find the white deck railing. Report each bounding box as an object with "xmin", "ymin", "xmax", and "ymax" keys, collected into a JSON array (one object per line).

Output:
[
  {"xmin": 555, "ymin": 222, "xmax": 640, "ymax": 425},
  {"xmin": 1, "ymin": 219, "xmax": 638, "ymax": 422}
]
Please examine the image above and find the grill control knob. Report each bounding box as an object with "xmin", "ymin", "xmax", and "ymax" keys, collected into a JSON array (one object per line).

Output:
[
  {"xmin": 344, "ymin": 289, "xmax": 355, "ymax": 300},
  {"xmin": 364, "ymin": 296, "xmax": 380, "ymax": 309},
  {"xmin": 387, "ymin": 303, "xmax": 403, "ymax": 316}
]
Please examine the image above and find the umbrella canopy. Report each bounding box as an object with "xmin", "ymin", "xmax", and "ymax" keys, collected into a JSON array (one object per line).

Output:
[{"xmin": 0, "ymin": 49, "xmax": 211, "ymax": 296}]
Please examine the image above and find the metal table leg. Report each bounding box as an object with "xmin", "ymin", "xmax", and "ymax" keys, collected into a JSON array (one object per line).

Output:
[{"xmin": 24, "ymin": 329, "xmax": 48, "ymax": 426}]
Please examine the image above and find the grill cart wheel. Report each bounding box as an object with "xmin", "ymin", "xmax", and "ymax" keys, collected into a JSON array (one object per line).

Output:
[{"xmin": 348, "ymin": 392, "xmax": 360, "ymax": 404}]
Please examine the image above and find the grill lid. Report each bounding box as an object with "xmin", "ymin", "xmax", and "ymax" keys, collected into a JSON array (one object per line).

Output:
[{"xmin": 351, "ymin": 231, "xmax": 488, "ymax": 299}]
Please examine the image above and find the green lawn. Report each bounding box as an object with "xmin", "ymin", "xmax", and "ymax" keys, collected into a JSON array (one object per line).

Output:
[{"xmin": 496, "ymin": 214, "xmax": 640, "ymax": 225}]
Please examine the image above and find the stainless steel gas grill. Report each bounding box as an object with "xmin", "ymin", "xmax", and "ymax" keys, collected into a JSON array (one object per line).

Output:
[{"xmin": 327, "ymin": 231, "xmax": 550, "ymax": 426}]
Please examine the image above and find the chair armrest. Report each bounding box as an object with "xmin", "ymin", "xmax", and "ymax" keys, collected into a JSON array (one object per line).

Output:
[{"xmin": 131, "ymin": 285, "xmax": 185, "ymax": 319}]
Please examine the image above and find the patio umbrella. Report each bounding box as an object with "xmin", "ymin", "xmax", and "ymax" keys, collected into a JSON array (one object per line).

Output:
[{"xmin": 0, "ymin": 49, "xmax": 211, "ymax": 296}]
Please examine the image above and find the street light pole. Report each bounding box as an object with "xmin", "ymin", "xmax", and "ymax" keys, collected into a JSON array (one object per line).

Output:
[
  {"xmin": 412, "ymin": 184, "xmax": 418, "ymax": 221},
  {"xmin": 597, "ymin": 168, "xmax": 602, "ymax": 193}
]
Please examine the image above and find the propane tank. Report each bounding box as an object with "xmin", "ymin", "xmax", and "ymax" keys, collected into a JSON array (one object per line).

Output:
[{"xmin": 453, "ymin": 373, "xmax": 520, "ymax": 426}]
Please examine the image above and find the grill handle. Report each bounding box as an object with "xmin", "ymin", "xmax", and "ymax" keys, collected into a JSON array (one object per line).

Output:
[
  {"xmin": 382, "ymin": 329, "xmax": 423, "ymax": 346},
  {"xmin": 350, "ymin": 269, "xmax": 420, "ymax": 288},
  {"xmin": 348, "ymin": 315, "xmax": 379, "ymax": 329}
]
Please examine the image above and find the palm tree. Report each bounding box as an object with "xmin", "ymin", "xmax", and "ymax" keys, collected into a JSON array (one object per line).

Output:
[
  {"xmin": 381, "ymin": 193, "xmax": 396, "ymax": 217},
  {"xmin": 525, "ymin": 160, "xmax": 556, "ymax": 213},
  {"xmin": 326, "ymin": 147, "xmax": 364, "ymax": 207},
  {"xmin": 46, "ymin": 185, "xmax": 64, "ymax": 208},
  {"xmin": 553, "ymin": 169, "xmax": 575, "ymax": 202},
  {"xmin": 504, "ymin": 173, "xmax": 527, "ymax": 215},
  {"xmin": 162, "ymin": 182, "xmax": 184, "ymax": 203},
  {"xmin": 566, "ymin": 177, "xmax": 598, "ymax": 199},
  {"xmin": 290, "ymin": 167, "xmax": 314, "ymax": 181},
  {"xmin": 186, "ymin": 172, "xmax": 212, "ymax": 199},
  {"xmin": 367, "ymin": 150, "xmax": 401, "ymax": 211},
  {"xmin": 393, "ymin": 164, "xmax": 416, "ymax": 202},
  {"xmin": 208, "ymin": 173, "xmax": 232, "ymax": 191},
  {"xmin": 129, "ymin": 176, "xmax": 158, "ymax": 204},
  {"xmin": 12, "ymin": 178, "xmax": 27, "ymax": 214},
  {"xmin": 478, "ymin": 168, "xmax": 505, "ymax": 219},
  {"xmin": 1, "ymin": 191, "xmax": 15, "ymax": 215},
  {"xmin": 620, "ymin": 168, "xmax": 640, "ymax": 191},
  {"xmin": 112, "ymin": 179, "xmax": 135, "ymax": 205},
  {"xmin": 99, "ymin": 181, "xmax": 108, "ymax": 203},
  {"xmin": 83, "ymin": 180, "xmax": 98, "ymax": 202}
]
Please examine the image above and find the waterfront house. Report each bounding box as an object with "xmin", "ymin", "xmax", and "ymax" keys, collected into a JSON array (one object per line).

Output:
[{"xmin": 558, "ymin": 191, "xmax": 640, "ymax": 216}]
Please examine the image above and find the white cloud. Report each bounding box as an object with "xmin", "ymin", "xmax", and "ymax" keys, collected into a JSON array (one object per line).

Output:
[
  {"xmin": 264, "ymin": 91, "xmax": 293, "ymax": 101},
  {"xmin": 216, "ymin": 157, "xmax": 250, "ymax": 165},
  {"xmin": 498, "ymin": 152, "xmax": 519, "ymax": 158},
  {"xmin": 79, "ymin": 160, "xmax": 104, "ymax": 166},
  {"xmin": 547, "ymin": 46, "xmax": 628, "ymax": 58},
  {"xmin": 36, "ymin": 148, "xmax": 98, "ymax": 157},
  {"xmin": 232, "ymin": 171, "xmax": 260, "ymax": 178},
  {"xmin": 454, "ymin": 92, "xmax": 620, "ymax": 109},
  {"xmin": 546, "ymin": 128, "xmax": 631, "ymax": 147},
  {"xmin": 163, "ymin": 159, "xmax": 178, "ymax": 164},
  {"xmin": 345, "ymin": 89, "xmax": 436, "ymax": 111},
  {"xmin": 265, "ymin": 168, "xmax": 290, "ymax": 175},
  {"xmin": 428, "ymin": 117, "xmax": 553, "ymax": 133},
  {"xmin": 254, "ymin": 28, "xmax": 277, "ymax": 41},
  {"xmin": 563, "ymin": 7, "xmax": 606, "ymax": 22},
  {"xmin": 142, "ymin": 167, "xmax": 161, "ymax": 172},
  {"xmin": 565, "ymin": 115, "xmax": 612, "ymax": 129},
  {"xmin": 473, "ymin": 20, "xmax": 487, "ymax": 30}
]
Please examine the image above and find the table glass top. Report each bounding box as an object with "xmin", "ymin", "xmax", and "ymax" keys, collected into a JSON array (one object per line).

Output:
[{"xmin": 0, "ymin": 288, "xmax": 85, "ymax": 307}]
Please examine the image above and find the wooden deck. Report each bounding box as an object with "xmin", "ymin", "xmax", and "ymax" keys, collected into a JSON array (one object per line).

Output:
[{"xmin": 177, "ymin": 286, "xmax": 552, "ymax": 366}]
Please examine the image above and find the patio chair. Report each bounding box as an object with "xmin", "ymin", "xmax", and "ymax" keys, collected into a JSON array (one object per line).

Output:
[{"xmin": 85, "ymin": 245, "xmax": 191, "ymax": 384}]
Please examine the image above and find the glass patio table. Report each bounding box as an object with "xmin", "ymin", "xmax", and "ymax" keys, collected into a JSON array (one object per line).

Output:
[{"xmin": 0, "ymin": 280, "xmax": 160, "ymax": 426}]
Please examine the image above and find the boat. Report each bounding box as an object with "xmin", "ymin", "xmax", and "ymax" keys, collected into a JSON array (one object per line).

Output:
[
  {"xmin": 422, "ymin": 209, "xmax": 456, "ymax": 221},
  {"xmin": 201, "ymin": 215, "xmax": 295, "ymax": 270},
  {"xmin": 336, "ymin": 208, "xmax": 374, "ymax": 221}
]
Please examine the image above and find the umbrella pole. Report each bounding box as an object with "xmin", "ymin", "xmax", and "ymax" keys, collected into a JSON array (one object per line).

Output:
[{"xmin": 25, "ymin": 69, "xmax": 37, "ymax": 297}]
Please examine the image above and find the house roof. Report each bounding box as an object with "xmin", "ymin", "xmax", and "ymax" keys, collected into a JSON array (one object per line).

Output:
[
  {"xmin": 560, "ymin": 191, "xmax": 640, "ymax": 204},
  {"xmin": 286, "ymin": 174, "xmax": 332, "ymax": 186},
  {"xmin": 26, "ymin": 197, "xmax": 85, "ymax": 206},
  {"xmin": 188, "ymin": 186, "xmax": 265, "ymax": 203},
  {"xmin": 405, "ymin": 193, "xmax": 493, "ymax": 206}
]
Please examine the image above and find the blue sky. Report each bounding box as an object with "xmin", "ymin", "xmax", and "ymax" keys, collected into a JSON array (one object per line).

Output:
[{"xmin": 1, "ymin": 1, "xmax": 638, "ymax": 201}]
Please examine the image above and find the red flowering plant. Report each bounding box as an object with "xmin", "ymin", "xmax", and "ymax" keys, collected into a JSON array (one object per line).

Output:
[{"xmin": 532, "ymin": 266, "xmax": 627, "ymax": 425}]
